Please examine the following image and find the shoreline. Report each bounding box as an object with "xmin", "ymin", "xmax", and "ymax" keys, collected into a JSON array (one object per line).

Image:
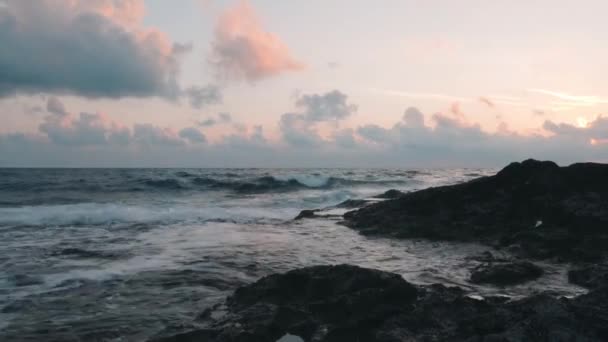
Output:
[{"xmin": 155, "ymin": 159, "xmax": 608, "ymax": 341}]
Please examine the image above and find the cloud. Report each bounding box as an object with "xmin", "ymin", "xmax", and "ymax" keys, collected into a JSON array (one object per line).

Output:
[
  {"xmin": 279, "ymin": 113, "xmax": 322, "ymax": 147},
  {"xmin": 403, "ymin": 107, "xmax": 425, "ymax": 127},
  {"xmin": 333, "ymin": 128, "xmax": 357, "ymax": 148},
  {"xmin": 3, "ymin": 97, "xmax": 608, "ymax": 167},
  {"xmin": 199, "ymin": 118, "xmax": 217, "ymax": 127},
  {"xmin": 198, "ymin": 112, "xmax": 233, "ymax": 127},
  {"xmin": 218, "ymin": 112, "xmax": 232, "ymax": 123},
  {"xmin": 295, "ymin": 90, "xmax": 358, "ymax": 122},
  {"xmin": 132, "ymin": 124, "xmax": 184, "ymax": 146},
  {"xmin": 184, "ymin": 85, "xmax": 222, "ymax": 109},
  {"xmin": 279, "ymin": 90, "xmax": 357, "ymax": 146},
  {"xmin": 0, "ymin": 0, "xmax": 185, "ymax": 99},
  {"xmin": 39, "ymin": 98, "xmax": 130, "ymax": 146},
  {"xmin": 210, "ymin": 0, "xmax": 304, "ymax": 82},
  {"xmin": 46, "ymin": 97, "xmax": 69, "ymax": 116},
  {"xmin": 179, "ymin": 127, "xmax": 207, "ymax": 144},
  {"xmin": 357, "ymin": 124, "xmax": 391, "ymax": 144},
  {"xmin": 543, "ymin": 115, "xmax": 608, "ymax": 141}
]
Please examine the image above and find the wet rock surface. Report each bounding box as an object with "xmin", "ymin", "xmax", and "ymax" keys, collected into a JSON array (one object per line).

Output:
[
  {"xmin": 470, "ymin": 261, "xmax": 544, "ymax": 286},
  {"xmin": 153, "ymin": 264, "xmax": 608, "ymax": 342},
  {"xmin": 294, "ymin": 209, "xmax": 320, "ymax": 220},
  {"xmin": 373, "ymin": 189, "xmax": 406, "ymax": 199},
  {"xmin": 343, "ymin": 159, "xmax": 608, "ymax": 262},
  {"xmin": 568, "ymin": 264, "xmax": 608, "ymax": 289}
]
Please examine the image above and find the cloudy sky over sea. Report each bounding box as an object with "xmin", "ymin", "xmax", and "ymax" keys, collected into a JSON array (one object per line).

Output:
[{"xmin": 1, "ymin": 0, "xmax": 607, "ymax": 167}]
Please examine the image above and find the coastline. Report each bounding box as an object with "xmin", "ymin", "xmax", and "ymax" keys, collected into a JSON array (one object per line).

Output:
[{"xmin": 156, "ymin": 159, "xmax": 608, "ymax": 341}]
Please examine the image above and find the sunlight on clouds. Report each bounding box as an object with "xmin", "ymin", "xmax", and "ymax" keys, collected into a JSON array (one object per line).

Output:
[{"xmin": 577, "ymin": 117, "xmax": 589, "ymax": 128}]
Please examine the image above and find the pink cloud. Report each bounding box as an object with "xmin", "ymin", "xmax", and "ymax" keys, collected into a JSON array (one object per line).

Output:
[{"xmin": 210, "ymin": 0, "xmax": 305, "ymax": 82}]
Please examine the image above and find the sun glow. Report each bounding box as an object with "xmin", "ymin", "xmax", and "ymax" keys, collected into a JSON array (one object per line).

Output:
[{"xmin": 576, "ymin": 117, "xmax": 589, "ymax": 128}]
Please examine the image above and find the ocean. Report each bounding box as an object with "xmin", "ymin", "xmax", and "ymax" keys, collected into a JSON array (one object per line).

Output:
[{"xmin": 0, "ymin": 168, "xmax": 585, "ymax": 341}]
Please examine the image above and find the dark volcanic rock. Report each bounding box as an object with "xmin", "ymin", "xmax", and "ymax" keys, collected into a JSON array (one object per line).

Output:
[
  {"xmin": 294, "ymin": 210, "xmax": 319, "ymax": 220},
  {"xmin": 343, "ymin": 159, "xmax": 608, "ymax": 261},
  {"xmin": 334, "ymin": 199, "xmax": 369, "ymax": 209},
  {"xmin": 470, "ymin": 261, "xmax": 544, "ymax": 286},
  {"xmin": 373, "ymin": 189, "xmax": 405, "ymax": 199},
  {"xmin": 152, "ymin": 264, "xmax": 608, "ymax": 342},
  {"xmin": 568, "ymin": 264, "xmax": 608, "ymax": 289}
]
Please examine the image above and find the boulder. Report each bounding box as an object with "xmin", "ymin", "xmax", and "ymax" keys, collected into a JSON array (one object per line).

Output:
[
  {"xmin": 470, "ymin": 261, "xmax": 544, "ymax": 286},
  {"xmin": 568, "ymin": 264, "xmax": 608, "ymax": 289},
  {"xmin": 294, "ymin": 209, "xmax": 319, "ymax": 220}
]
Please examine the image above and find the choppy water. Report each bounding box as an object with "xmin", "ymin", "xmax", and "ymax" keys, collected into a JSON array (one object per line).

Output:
[{"xmin": 0, "ymin": 168, "xmax": 585, "ymax": 341}]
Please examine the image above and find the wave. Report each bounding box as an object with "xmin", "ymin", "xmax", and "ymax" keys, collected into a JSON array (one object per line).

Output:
[
  {"xmin": 0, "ymin": 203, "xmax": 293, "ymax": 227},
  {"xmin": 189, "ymin": 175, "xmax": 408, "ymax": 193},
  {"xmin": 0, "ymin": 171, "xmax": 412, "ymax": 198}
]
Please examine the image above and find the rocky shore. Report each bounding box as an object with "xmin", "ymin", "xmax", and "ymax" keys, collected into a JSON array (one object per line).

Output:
[
  {"xmin": 155, "ymin": 264, "xmax": 608, "ymax": 341},
  {"xmin": 154, "ymin": 160, "xmax": 608, "ymax": 341},
  {"xmin": 343, "ymin": 159, "xmax": 608, "ymax": 262}
]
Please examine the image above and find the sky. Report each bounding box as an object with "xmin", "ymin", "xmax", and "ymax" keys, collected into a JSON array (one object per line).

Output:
[{"xmin": 1, "ymin": 0, "xmax": 607, "ymax": 167}]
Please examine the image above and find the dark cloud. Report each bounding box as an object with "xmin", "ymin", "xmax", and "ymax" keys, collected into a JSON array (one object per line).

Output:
[
  {"xmin": 46, "ymin": 97, "xmax": 69, "ymax": 116},
  {"xmin": 333, "ymin": 128, "xmax": 357, "ymax": 148},
  {"xmin": 199, "ymin": 118, "xmax": 217, "ymax": 127},
  {"xmin": 184, "ymin": 85, "xmax": 222, "ymax": 109},
  {"xmin": 402, "ymin": 107, "xmax": 425, "ymax": 127},
  {"xmin": 543, "ymin": 116, "xmax": 608, "ymax": 141},
  {"xmin": 198, "ymin": 112, "xmax": 232, "ymax": 127},
  {"xmin": 295, "ymin": 90, "xmax": 357, "ymax": 122},
  {"xmin": 179, "ymin": 127, "xmax": 207, "ymax": 144},
  {"xmin": 132, "ymin": 124, "xmax": 184, "ymax": 146},
  {"xmin": 0, "ymin": 0, "xmax": 184, "ymax": 99},
  {"xmin": 38, "ymin": 98, "xmax": 129, "ymax": 146},
  {"xmin": 279, "ymin": 112, "xmax": 322, "ymax": 147},
  {"xmin": 279, "ymin": 90, "xmax": 357, "ymax": 147},
  {"xmin": 218, "ymin": 112, "xmax": 232, "ymax": 123}
]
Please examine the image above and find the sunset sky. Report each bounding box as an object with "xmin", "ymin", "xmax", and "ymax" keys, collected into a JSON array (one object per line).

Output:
[{"xmin": 1, "ymin": 0, "xmax": 607, "ymax": 167}]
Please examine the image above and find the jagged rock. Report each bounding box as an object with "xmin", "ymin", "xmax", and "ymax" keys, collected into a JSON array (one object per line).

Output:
[
  {"xmin": 152, "ymin": 264, "xmax": 608, "ymax": 342},
  {"xmin": 568, "ymin": 264, "xmax": 608, "ymax": 289},
  {"xmin": 294, "ymin": 210, "xmax": 319, "ymax": 220},
  {"xmin": 343, "ymin": 159, "xmax": 608, "ymax": 261},
  {"xmin": 334, "ymin": 199, "xmax": 369, "ymax": 209},
  {"xmin": 466, "ymin": 251, "xmax": 510, "ymax": 263},
  {"xmin": 470, "ymin": 261, "xmax": 544, "ymax": 286},
  {"xmin": 373, "ymin": 189, "xmax": 405, "ymax": 199}
]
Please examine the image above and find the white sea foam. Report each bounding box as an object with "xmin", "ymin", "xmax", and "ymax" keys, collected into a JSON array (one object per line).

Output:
[
  {"xmin": 273, "ymin": 174, "xmax": 331, "ymax": 188},
  {"xmin": 0, "ymin": 203, "xmax": 294, "ymax": 227}
]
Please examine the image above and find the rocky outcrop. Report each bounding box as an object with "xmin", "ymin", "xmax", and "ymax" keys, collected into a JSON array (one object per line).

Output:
[
  {"xmin": 294, "ymin": 209, "xmax": 320, "ymax": 220},
  {"xmin": 568, "ymin": 264, "xmax": 608, "ymax": 289},
  {"xmin": 153, "ymin": 264, "xmax": 608, "ymax": 342},
  {"xmin": 373, "ymin": 189, "xmax": 405, "ymax": 199},
  {"xmin": 343, "ymin": 159, "xmax": 608, "ymax": 261},
  {"xmin": 470, "ymin": 261, "xmax": 544, "ymax": 286}
]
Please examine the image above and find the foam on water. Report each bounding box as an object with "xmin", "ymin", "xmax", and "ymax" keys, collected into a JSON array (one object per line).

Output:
[
  {"xmin": 0, "ymin": 202, "xmax": 298, "ymax": 227},
  {"xmin": 9, "ymin": 167, "xmax": 568, "ymax": 341}
]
